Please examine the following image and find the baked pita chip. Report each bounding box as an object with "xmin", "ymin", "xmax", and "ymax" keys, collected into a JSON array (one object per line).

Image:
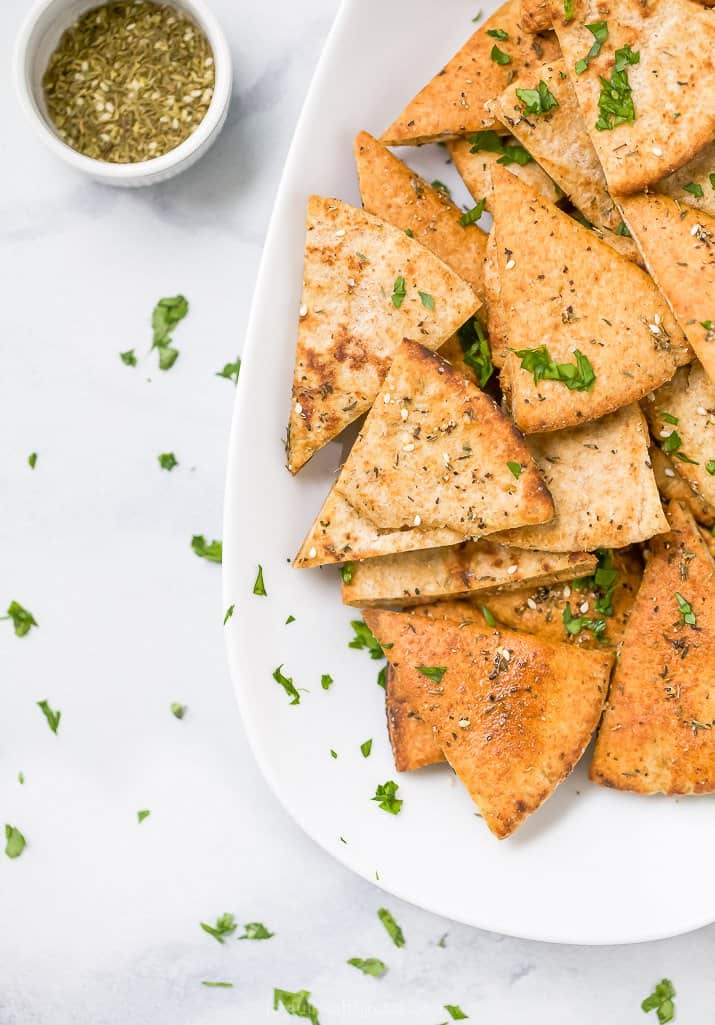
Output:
[
  {"xmin": 491, "ymin": 167, "xmax": 691, "ymax": 434},
  {"xmin": 341, "ymin": 542, "xmax": 596, "ymax": 607},
  {"xmin": 381, "ymin": 0, "xmax": 560, "ymax": 145},
  {"xmin": 650, "ymin": 445, "xmax": 715, "ymax": 527},
  {"xmin": 551, "ymin": 0, "xmax": 715, "ymax": 196},
  {"xmin": 354, "ymin": 131, "xmax": 487, "ymax": 301},
  {"xmin": 618, "ymin": 193, "xmax": 715, "ymax": 384},
  {"xmin": 591, "ymin": 501, "xmax": 715, "ymax": 794},
  {"xmin": 521, "ymin": 0, "xmax": 552, "ymax": 32},
  {"xmin": 336, "ymin": 340, "xmax": 555, "ymax": 534},
  {"xmin": 481, "ymin": 230, "xmax": 509, "ymax": 366},
  {"xmin": 484, "ymin": 547, "xmax": 643, "ymax": 649},
  {"xmin": 449, "ymin": 134, "xmax": 561, "ymax": 208},
  {"xmin": 494, "ymin": 404, "xmax": 669, "ymax": 551},
  {"xmin": 364, "ymin": 607, "xmax": 613, "ymax": 837},
  {"xmin": 643, "ymin": 362, "xmax": 715, "ymax": 509},
  {"xmin": 656, "ymin": 141, "xmax": 715, "ymax": 218},
  {"xmin": 287, "ymin": 196, "xmax": 479, "ymax": 474}
]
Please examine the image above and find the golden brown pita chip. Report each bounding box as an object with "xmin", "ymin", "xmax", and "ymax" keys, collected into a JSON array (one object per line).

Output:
[
  {"xmin": 551, "ymin": 0, "xmax": 715, "ymax": 196},
  {"xmin": 342, "ymin": 542, "xmax": 595, "ymax": 607},
  {"xmin": 494, "ymin": 404, "xmax": 669, "ymax": 551},
  {"xmin": 484, "ymin": 547, "xmax": 642, "ymax": 649},
  {"xmin": 521, "ymin": 0, "xmax": 553, "ymax": 32},
  {"xmin": 491, "ymin": 167, "xmax": 691, "ymax": 434},
  {"xmin": 656, "ymin": 141, "xmax": 715, "ymax": 218},
  {"xmin": 336, "ymin": 340, "xmax": 555, "ymax": 534},
  {"xmin": 287, "ymin": 196, "xmax": 479, "ymax": 474},
  {"xmin": 354, "ymin": 131, "xmax": 487, "ymax": 301},
  {"xmin": 650, "ymin": 445, "xmax": 715, "ymax": 527},
  {"xmin": 381, "ymin": 0, "xmax": 560, "ymax": 145},
  {"xmin": 643, "ymin": 362, "xmax": 715, "ymax": 510},
  {"xmin": 481, "ymin": 231, "xmax": 510, "ymax": 365},
  {"xmin": 590, "ymin": 501, "xmax": 715, "ymax": 794},
  {"xmin": 364, "ymin": 607, "xmax": 613, "ymax": 837},
  {"xmin": 618, "ymin": 193, "xmax": 715, "ymax": 385},
  {"xmin": 449, "ymin": 135, "xmax": 561, "ymax": 208}
]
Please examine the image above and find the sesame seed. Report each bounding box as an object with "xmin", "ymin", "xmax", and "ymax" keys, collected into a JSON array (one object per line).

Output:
[
  {"xmin": 404, "ymin": 443, "xmax": 415, "ymax": 452},
  {"xmin": 335, "ymin": 229, "xmax": 346, "ymax": 238},
  {"xmin": 691, "ymin": 223, "xmax": 702, "ymax": 237},
  {"xmin": 401, "ymin": 408, "xmax": 408, "ymax": 421},
  {"xmin": 383, "ymin": 393, "xmax": 391, "ymax": 404},
  {"xmin": 527, "ymin": 598, "xmax": 537, "ymax": 610},
  {"xmin": 579, "ymin": 601, "xmax": 589, "ymax": 614},
  {"xmin": 697, "ymin": 406, "xmax": 708, "ymax": 416},
  {"xmin": 507, "ymin": 564, "xmax": 518, "ymax": 575},
  {"xmin": 505, "ymin": 259, "xmax": 516, "ymax": 270},
  {"xmin": 299, "ymin": 304, "xmax": 308, "ymax": 317},
  {"xmin": 664, "ymin": 468, "xmax": 676, "ymax": 478},
  {"xmin": 347, "ymin": 278, "xmax": 356, "ymax": 287},
  {"xmin": 295, "ymin": 402, "xmax": 303, "ymax": 414},
  {"xmin": 563, "ymin": 585, "xmax": 571, "ymax": 598},
  {"xmin": 651, "ymin": 147, "xmax": 663, "ymax": 157},
  {"xmin": 308, "ymin": 547, "xmax": 317, "ymax": 558},
  {"xmin": 458, "ymin": 718, "xmax": 471, "ymax": 729},
  {"xmin": 659, "ymin": 429, "xmax": 672, "ymax": 439},
  {"xmin": 413, "ymin": 514, "xmax": 421, "ymax": 526}
]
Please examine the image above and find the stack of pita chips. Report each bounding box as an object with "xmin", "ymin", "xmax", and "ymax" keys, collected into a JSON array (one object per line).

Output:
[{"xmin": 285, "ymin": 0, "xmax": 715, "ymax": 837}]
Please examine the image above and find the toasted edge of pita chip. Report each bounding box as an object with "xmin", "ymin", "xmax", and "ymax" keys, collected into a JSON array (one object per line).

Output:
[
  {"xmin": 336, "ymin": 340, "xmax": 555, "ymax": 534},
  {"xmin": 650, "ymin": 445, "xmax": 715, "ymax": 528},
  {"xmin": 449, "ymin": 135, "xmax": 561, "ymax": 209},
  {"xmin": 656, "ymin": 140, "xmax": 715, "ymax": 218},
  {"xmin": 521, "ymin": 0, "xmax": 553, "ymax": 32},
  {"xmin": 590, "ymin": 501, "xmax": 715, "ymax": 794},
  {"xmin": 364, "ymin": 607, "xmax": 613, "ymax": 837},
  {"xmin": 342, "ymin": 541, "xmax": 596, "ymax": 607},
  {"xmin": 287, "ymin": 196, "xmax": 479, "ymax": 474}
]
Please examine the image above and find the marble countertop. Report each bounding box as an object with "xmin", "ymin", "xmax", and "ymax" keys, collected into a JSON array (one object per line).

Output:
[{"xmin": 0, "ymin": 0, "xmax": 712, "ymax": 1021}]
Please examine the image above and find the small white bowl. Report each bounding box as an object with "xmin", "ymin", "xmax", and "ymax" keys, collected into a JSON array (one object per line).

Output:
[{"xmin": 13, "ymin": 0, "xmax": 233, "ymax": 187}]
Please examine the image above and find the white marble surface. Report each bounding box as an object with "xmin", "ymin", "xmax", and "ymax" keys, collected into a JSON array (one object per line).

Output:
[{"xmin": 0, "ymin": 1, "xmax": 713, "ymax": 1021}]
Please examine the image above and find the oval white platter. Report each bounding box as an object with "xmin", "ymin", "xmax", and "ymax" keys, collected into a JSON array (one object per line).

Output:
[{"xmin": 223, "ymin": 0, "xmax": 715, "ymax": 944}]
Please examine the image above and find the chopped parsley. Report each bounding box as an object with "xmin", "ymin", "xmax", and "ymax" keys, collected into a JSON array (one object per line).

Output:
[
  {"xmin": 120, "ymin": 349, "xmax": 137, "ymax": 366},
  {"xmin": 37, "ymin": 699, "xmax": 61, "ymax": 734},
  {"xmin": 239, "ymin": 921, "xmax": 274, "ymax": 940},
  {"xmin": 481, "ymin": 605, "xmax": 496, "ymax": 627},
  {"xmin": 675, "ymin": 592, "xmax": 696, "ymax": 627},
  {"xmin": 595, "ymin": 45, "xmax": 639, "ymax": 131},
  {"xmin": 472, "ymin": 10, "xmax": 483, "ymax": 22},
  {"xmin": 660, "ymin": 411, "xmax": 679, "ymax": 425},
  {"xmin": 706, "ymin": 460, "xmax": 715, "ymax": 475},
  {"xmin": 321, "ymin": 673, "xmax": 333, "ymax": 690},
  {"xmin": 445, "ymin": 1006, "xmax": 469, "ymax": 1021},
  {"xmin": 201, "ymin": 913, "xmax": 237, "ymax": 944},
  {"xmin": 486, "ymin": 27, "xmax": 509, "ymax": 39},
  {"xmin": 615, "ymin": 220, "xmax": 632, "ymax": 236},
  {"xmin": 490, "ymin": 44, "xmax": 511, "ymax": 65},
  {"xmin": 28, "ymin": 452, "xmax": 37, "ymax": 469},
  {"xmin": 416, "ymin": 666, "xmax": 447, "ymax": 683},
  {"xmin": 710, "ymin": 173, "xmax": 715, "ymax": 191},
  {"xmin": 419, "ymin": 291, "xmax": 435, "ymax": 309},
  {"xmin": 224, "ymin": 604, "xmax": 235, "ymax": 625},
  {"xmin": 372, "ymin": 780, "xmax": 402, "ymax": 815},
  {"xmin": 574, "ymin": 549, "xmax": 619, "ymax": 616},
  {"xmin": 5, "ymin": 824, "xmax": 26, "ymax": 859},
  {"xmin": 253, "ymin": 565, "xmax": 268, "ymax": 595},
  {"xmin": 170, "ymin": 702, "xmax": 186, "ymax": 719},
  {"xmin": 330, "ymin": 749, "xmax": 338, "ymax": 759},
  {"xmin": 516, "ymin": 80, "xmax": 559, "ymax": 115},
  {"xmin": 391, "ymin": 276, "xmax": 407, "ymax": 309},
  {"xmin": 457, "ymin": 315, "xmax": 493, "ymax": 388},
  {"xmin": 137, "ymin": 809, "xmax": 150, "ymax": 824},
  {"xmin": 216, "ymin": 357, "xmax": 241, "ymax": 384},
  {"xmin": 562, "ymin": 603, "xmax": 606, "ymax": 640},
  {"xmin": 347, "ymin": 958, "xmax": 387, "ymax": 977},
  {"xmin": 286, "ymin": 614, "xmax": 296, "ymax": 624},
  {"xmin": 641, "ymin": 979, "xmax": 675, "ymax": 1024},
  {"xmin": 404, "ymin": 228, "xmax": 414, "ymax": 237},
  {"xmin": 507, "ymin": 461, "xmax": 522, "ymax": 479},
  {"xmin": 151, "ymin": 294, "xmax": 189, "ymax": 371},
  {"xmin": 191, "ymin": 535, "xmax": 222, "ymax": 563},
  {"xmin": 459, "ymin": 199, "xmax": 487, "ymax": 227},
  {"xmin": 341, "ymin": 562, "xmax": 355, "ymax": 584},
  {"xmin": 683, "ymin": 182, "xmax": 704, "ymax": 198},
  {"xmin": 360, "ymin": 739, "xmax": 373, "ymax": 757},
  {"xmin": 512, "ymin": 345, "xmax": 595, "ymax": 391},
  {"xmin": 377, "ymin": 665, "xmax": 387, "ymax": 689},
  {"xmin": 18, "ymin": 772, "xmax": 24, "ymax": 785},
  {"xmin": 575, "ymin": 21, "xmax": 608, "ymax": 74},
  {"xmin": 273, "ymin": 989, "xmax": 320, "ymax": 1024},
  {"xmin": 158, "ymin": 452, "xmax": 178, "ymax": 470},
  {"xmin": 431, "ymin": 179, "xmax": 452, "ymax": 198},
  {"xmin": 564, "ymin": 0, "xmax": 574, "ymax": 20},
  {"xmin": 349, "ymin": 621, "xmax": 384, "ymax": 659},
  {"xmin": 378, "ymin": 907, "xmax": 405, "ymax": 947},
  {"xmin": 661, "ymin": 430, "xmax": 697, "ymax": 464},
  {"xmin": 1, "ymin": 601, "xmax": 38, "ymax": 637},
  {"xmin": 467, "ymin": 131, "xmax": 532, "ymax": 166},
  {"xmin": 202, "ymin": 981, "xmax": 233, "ymax": 988},
  {"xmin": 273, "ymin": 665, "xmax": 300, "ymax": 705}
]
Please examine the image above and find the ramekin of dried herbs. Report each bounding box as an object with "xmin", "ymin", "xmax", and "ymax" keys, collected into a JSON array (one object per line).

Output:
[{"xmin": 14, "ymin": 0, "xmax": 232, "ymax": 186}]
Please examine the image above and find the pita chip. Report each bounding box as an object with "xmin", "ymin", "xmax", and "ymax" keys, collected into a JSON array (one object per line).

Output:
[
  {"xmin": 643, "ymin": 362, "xmax": 715, "ymax": 509},
  {"xmin": 381, "ymin": 0, "xmax": 560, "ymax": 145},
  {"xmin": 341, "ymin": 541, "xmax": 596, "ymax": 607},
  {"xmin": 354, "ymin": 131, "xmax": 487, "ymax": 301},
  {"xmin": 551, "ymin": 0, "xmax": 715, "ymax": 196},
  {"xmin": 494, "ymin": 404, "xmax": 669, "ymax": 552},
  {"xmin": 336, "ymin": 340, "xmax": 555, "ymax": 534},
  {"xmin": 591, "ymin": 501, "xmax": 715, "ymax": 794},
  {"xmin": 491, "ymin": 167, "xmax": 691, "ymax": 434},
  {"xmin": 449, "ymin": 134, "xmax": 561, "ymax": 208},
  {"xmin": 656, "ymin": 141, "xmax": 715, "ymax": 218},
  {"xmin": 364, "ymin": 607, "xmax": 613, "ymax": 837},
  {"xmin": 287, "ymin": 196, "xmax": 479, "ymax": 474},
  {"xmin": 484, "ymin": 547, "xmax": 643, "ymax": 649},
  {"xmin": 650, "ymin": 445, "xmax": 715, "ymax": 527},
  {"xmin": 618, "ymin": 193, "xmax": 715, "ymax": 384}
]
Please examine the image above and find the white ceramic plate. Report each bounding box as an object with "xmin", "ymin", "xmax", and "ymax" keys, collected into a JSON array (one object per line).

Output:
[{"xmin": 223, "ymin": 0, "xmax": 715, "ymax": 944}]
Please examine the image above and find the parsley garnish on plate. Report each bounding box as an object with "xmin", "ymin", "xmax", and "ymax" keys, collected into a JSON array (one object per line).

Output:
[
  {"xmin": 419, "ymin": 291, "xmax": 435, "ymax": 310},
  {"xmin": 683, "ymin": 182, "xmax": 704, "ymax": 198},
  {"xmin": 349, "ymin": 621, "xmax": 384, "ymax": 659},
  {"xmin": 216, "ymin": 357, "xmax": 241, "ymax": 384},
  {"xmin": 507, "ymin": 461, "xmax": 522, "ymax": 479},
  {"xmin": 137, "ymin": 809, "xmax": 150, "ymax": 824},
  {"xmin": 28, "ymin": 452, "xmax": 37, "ymax": 469},
  {"xmin": 641, "ymin": 979, "xmax": 675, "ymax": 1024},
  {"xmin": 347, "ymin": 957, "xmax": 387, "ymax": 977},
  {"xmin": 340, "ymin": 562, "xmax": 355, "ymax": 584},
  {"xmin": 5, "ymin": 824, "xmax": 26, "ymax": 859},
  {"xmin": 158, "ymin": 452, "xmax": 178, "ymax": 471},
  {"xmin": 512, "ymin": 345, "xmax": 595, "ymax": 391},
  {"xmin": 490, "ymin": 44, "xmax": 511, "ymax": 65},
  {"xmin": 330, "ymin": 749, "xmax": 338, "ymax": 759},
  {"xmin": 457, "ymin": 315, "xmax": 493, "ymax": 388},
  {"xmin": 202, "ymin": 981, "xmax": 233, "ymax": 988},
  {"xmin": 1, "ymin": 601, "xmax": 38, "ymax": 637},
  {"xmin": 37, "ymin": 700, "xmax": 61, "ymax": 734},
  {"xmin": 253, "ymin": 565, "xmax": 268, "ymax": 595},
  {"xmin": 273, "ymin": 988, "xmax": 320, "ymax": 1024},
  {"xmin": 273, "ymin": 665, "xmax": 301, "ymax": 705},
  {"xmin": 191, "ymin": 535, "xmax": 222, "ymax": 562},
  {"xmin": 391, "ymin": 276, "xmax": 407, "ymax": 309},
  {"xmin": 575, "ymin": 20, "xmax": 608, "ymax": 74},
  {"xmin": 372, "ymin": 780, "xmax": 402, "ymax": 815},
  {"xmin": 239, "ymin": 921, "xmax": 274, "ymax": 940},
  {"xmin": 378, "ymin": 907, "xmax": 405, "ymax": 947},
  {"xmin": 416, "ymin": 666, "xmax": 447, "ymax": 683},
  {"xmin": 562, "ymin": 603, "xmax": 606, "ymax": 640},
  {"xmin": 321, "ymin": 674, "xmax": 333, "ymax": 690},
  {"xmin": 151, "ymin": 294, "xmax": 189, "ymax": 370},
  {"xmin": 286, "ymin": 614, "xmax": 296, "ymax": 624},
  {"xmin": 516, "ymin": 80, "xmax": 558, "ymax": 115},
  {"xmin": 120, "ymin": 349, "xmax": 137, "ymax": 366},
  {"xmin": 18, "ymin": 772, "xmax": 25, "ymax": 785},
  {"xmin": 445, "ymin": 1005, "xmax": 469, "ymax": 1020},
  {"xmin": 595, "ymin": 45, "xmax": 639, "ymax": 131},
  {"xmin": 200, "ymin": 912, "xmax": 237, "ymax": 944},
  {"xmin": 170, "ymin": 702, "xmax": 186, "ymax": 719},
  {"xmin": 224, "ymin": 604, "xmax": 235, "ymax": 625},
  {"xmin": 360, "ymin": 739, "xmax": 373, "ymax": 758},
  {"xmin": 459, "ymin": 199, "xmax": 487, "ymax": 227},
  {"xmin": 675, "ymin": 592, "xmax": 696, "ymax": 627}
]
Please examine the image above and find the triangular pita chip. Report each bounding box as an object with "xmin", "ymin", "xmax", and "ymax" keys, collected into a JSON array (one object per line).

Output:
[
  {"xmin": 381, "ymin": 0, "xmax": 560, "ymax": 145},
  {"xmin": 364, "ymin": 607, "xmax": 613, "ymax": 837},
  {"xmin": 656, "ymin": 140, "xmax": 715, "ymax": 218},
  {"xmin": 643, "ymin": 362, "xmax": 715, "ymax": 509},
  {"xmin": 521, "ymin": 0, "xmax": 553, "ymax": 32},
  {"xmin": 336, "ymin": 340, "xmax": 555, "ymax": 534},
  {"xmin": 650, "ymin": 445, "xmax": 715, "ymax": 527},
  {"xmin": 287, "ymin": 196, "xmax": 479, "ymax": 474},
  {"xmin": 619, "ymin": 193, "xmax": 715, "ymax": 384},
  {"xmin": 449, "ymin": 135, "xmax": 561, "ymax": 208},
  {"xmin": 590, "ymin": 501, "xmax": 715, "ymax": 794},
  {"xmin": 484, "ymin": 547, "xmax": 642, "ymax": 649},
  {"xmin": 493, "ymin": 404, "xmax": 669, "ymax": 551},
  {"xmin": 341, "ymin": 541, "xmax": 596, "ymax": 607},
  {"xmin": 551, "ymin": 0, "xmax": 715, "ymax": 196},
  {"xmin": 491, "ymin": 167, "xmax": 691, "ymax": 433},
  {"xmin": 354, "ymin": 131, "xmax": 487, "ymax": 301},
  {"xmin": 481, "ymin": 230, "xmax": 509, "ymax": 365}
]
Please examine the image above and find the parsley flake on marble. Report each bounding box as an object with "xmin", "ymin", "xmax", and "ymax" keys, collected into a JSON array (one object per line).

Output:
[
  {"xmin": 170, "ymin": 702, "xmax": 186, "ymax": 719},
  {"xmin": 273, "ymin": 988, "xmax": 320, "ymax": 1024},
  {"xmin": 200, "ymin": 912, "xmax": 237, "ymax": 944},
  {"xmin": 321, "ymin": 673, "xmax": 333, "ymax": 691},
  {"xmin": 641, "ymin": 979, "xmax": 675, "ymax": 1024},
  {"xmin": 28, "ymin": 452, "xmax": 37, "ymax": 469},
  {"xmin": 4, "ymin": 824, "xmax": 26, "ymax": 859},
  {"xmin": 37, "ymin": 700, "xmax": 61, "ymax": 734},
  {"xmin": 137, "ymin": 809, "xmax": 150, "ymax": 824},
  {"xmin": 1, "ymin": 601, "xmax": 38, "ymax": 638},
  {"xmin": 239, "ymin": 921, "xmax": 274, "ymax": 940},
  {"xmin": 158, "ymin": 452, "xmax": 178, "ymax": 471},
  {"xmin": 150, "ymin": 295, "xmax": 189, "ymax": 371},
  {"xmin": 378, "ymin": 907, "xmax": 405, "ymax": 947},
  {"xmin": 361, "ymin": 739, "xmax": 373, "ymax": 758},
  {"xmin": 347, "ymin": 957, "xmax": 387, "ymax": 977},
  {"xmin": 120, "ymin": 349, "xmax": 137, "ymax": 366}
]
